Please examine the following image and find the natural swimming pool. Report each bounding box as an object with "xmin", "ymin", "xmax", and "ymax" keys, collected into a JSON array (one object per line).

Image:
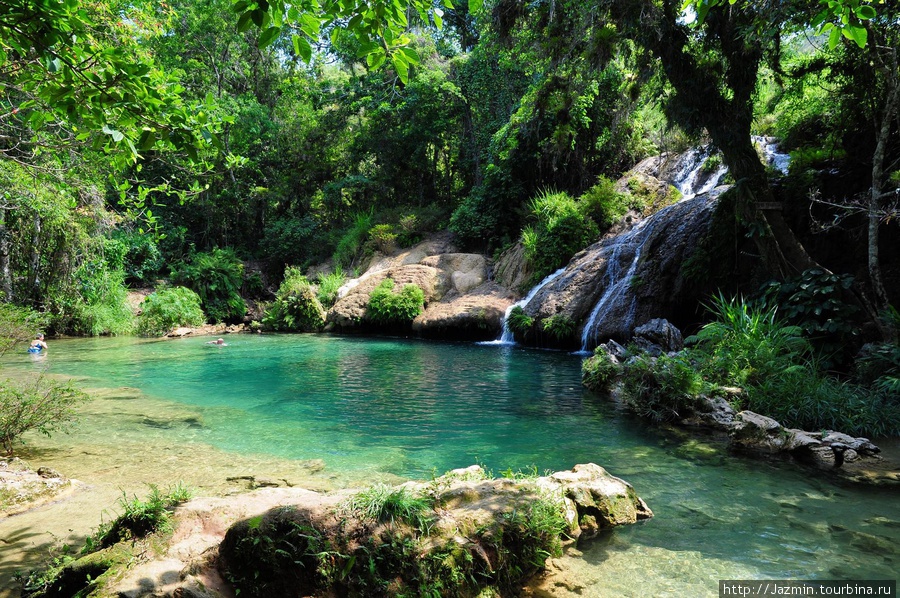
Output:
[{"xmin": 2, "ymin": 334, "xmax": 898, "ymax": 596}]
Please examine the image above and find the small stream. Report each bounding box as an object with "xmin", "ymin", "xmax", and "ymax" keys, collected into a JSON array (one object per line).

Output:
[{"xmin": 1, "ymin": 335, "xmax": 897, "ymax": 597}]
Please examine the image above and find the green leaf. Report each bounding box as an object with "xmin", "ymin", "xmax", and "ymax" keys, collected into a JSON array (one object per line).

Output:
[
  {"xmin": 237, "ymin": 11, "xmax": 252, "ymax": 32},
  {"xmin": 102, "ymin": 124, "xmax": 124, "ymax": 142},
  {"xmin": 391, "ymin": 53, "xmax": 409, "ymax": 84},
  {"xmin": 293, "ymin": 34, "xmax": 312, "ymax": 62},
  {"xmin": 258, "ymin": 25, "xmax": 281, "ymax": 48},
  {"xmin": 469, "ymin": 0, "xmax": 482, "ymax": 12},
  {"xmin": 846, "ymin": 24, "xmax": 867, "ymax": 47},
  {"xmin": 828, "ymin": 25, "xmax": 842, "ymax": 49},
  {"xmin": 399, "ymin": 47, "xmax": 420, "ymax": 65},
  {"xmin": 366, "ymin": 48, "xmax": 386, "ymax": 70},
  {"xmin": 232, "ymin": 0, "xmax": 250, "ymax": 12}
]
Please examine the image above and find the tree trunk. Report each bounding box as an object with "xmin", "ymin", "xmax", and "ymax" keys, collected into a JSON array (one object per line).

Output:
[
  {"xmin": 28, "ymin": 212, "xmax": 41, "ymax": 303},
  {"xmin": 0, "ymin": 207, "xmax": 12, "ymax": 302},
  {"xmin": 868, "ymin": 49, "xmax": 899, "ymax": 340}
]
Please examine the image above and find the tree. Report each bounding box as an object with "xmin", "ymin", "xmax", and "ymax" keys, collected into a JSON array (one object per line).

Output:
[
  {"xmin": 0, "ymin": 376, "xmax": 89, "ymax": 456},
  {"xmin": 232, "ymin": 0, "xmax": 483, "ymax": 83}
]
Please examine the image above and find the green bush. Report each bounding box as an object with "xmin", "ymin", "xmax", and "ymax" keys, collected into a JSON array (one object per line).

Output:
[
  {"xmin": 112, "ymin": 229, "xmax": 163, "ymax": 286},
  {"xmin": 136, "ymin": 287, "xmax": 206, "ymax": 337},
  {"xmin": 171, "ymin": 248, "xmax": 246, "ymax": 323},
  {"xmin": 449, "ymin": 192, "xmax": 501, "ymax": 249},
  {"xmin": 56, "ymin": 239, "xmax": 135, "ymax": 336},
  {"xmin": 368, "ymin": 223, "xmax": 398, "ymax": 254},
  {"xmin": 260, "ymin": 215, "xmax": 323, "ymax": 269},
  {"xmin": 578, "ymin": 176, "xmax": 631, "ymax": 229},
  {"xmin": 333, "ymin": 211, "xmax": 373, "ymax": 269},
  {"xmin": 619, "ymin": 353, "xmax": 704, "ymax": 422},
  {"xmin": 0, "ymin": 376, "xmax": 89, "ymax": 456},
  {"xmin": 581, "ymin": 348, "xmax": 622, "ymax": 393},
  {"xmin": 755, "ymin": 268, "xmax": 861, "ymax": 366},
  {"xmin": 541, "ymin": 314, "xmax": 576, "ymax": 342},
  {"xmin": 344, "ymin": 485, "xmax": 435, "ymax": 532},
  {"xmin": 262, "ymin": 267, "xmax": 326, "ymax": 332},
  {"xmin": 523, "ymin": 190, "xmax": 599, "ymax": 286},
  {"xmin": 366, "ymin": 279, "xmax": 425, "ymax": 325},
  {"xmin": 507, "ymin": 306, "xmax": 534, "ymax": 338},
  {"xmin": 0, "ymin": 304, "xmax": 48, "ymax": 357},
  {"xmin": 682, "ymin": 295, "xmax": 900, "ymax": 437},
  {"xmin": 316, "ymin": 268, "xmax": 346, "ymax": 309}
]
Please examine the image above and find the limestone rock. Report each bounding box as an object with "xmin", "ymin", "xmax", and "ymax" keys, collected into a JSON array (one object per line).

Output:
[
  {"xmin": 525, "ymin": 190, "xmax": 722, "ymax": 350},
  {"xmin": 542, "ymin": 463, "xmax": 653, "ymax": 539},
  {"xmin": 327, "ymin": 234, "xmax": 515, "ymax": 340},
  {"xmin": 633, "ymin": 318, "xmax": 684, "ymax": 355}
]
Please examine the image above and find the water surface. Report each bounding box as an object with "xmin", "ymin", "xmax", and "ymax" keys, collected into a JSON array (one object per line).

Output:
[{"xmin": 1, "ymin": 335, "xmax": 897, "ymax": 596}]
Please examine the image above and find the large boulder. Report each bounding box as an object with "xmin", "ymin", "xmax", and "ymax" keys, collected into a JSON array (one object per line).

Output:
[
  {"xmin": 328, "ymin": 235, "xmax": 515, "ymax": 339},
  {"xmin": 525, "ymin": 189, "xmax": 723, "ymax": 351},
  {"xmin": 216, "ymin": 464, "xmax": 651, "ymax": 597}
]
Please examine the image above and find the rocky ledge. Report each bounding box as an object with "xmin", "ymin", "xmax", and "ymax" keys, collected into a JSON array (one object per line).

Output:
[
  {"xmin": 327, "ymin": 232, "xmax": 515, "ymax": 341},
  {"xmin": 22, "ymin": 464, "xmax": 651, "ymax": 598},
  {"xmin": 1, "ymin": 459, "xmax": 77, "ymax": 518},
  {"xmin": 589, "ymin": 319, "xmax": 899, "ymax": 485}
]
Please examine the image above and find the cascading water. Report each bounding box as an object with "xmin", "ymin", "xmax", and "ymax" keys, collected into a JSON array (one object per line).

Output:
[
  {"xmin": 579, "ymin": 217, "xmax": 658, "ymax": 352},
  {"xmin": 485, "ymin": 267, "xmax": 567, "ymax": 345},
  {"xmin": 671, "ymin": 146, "xmax": 729, "ymax": 198},
  {"xmin": 753, "ymin": 135, "xmax": 791, "ymax": 175}
]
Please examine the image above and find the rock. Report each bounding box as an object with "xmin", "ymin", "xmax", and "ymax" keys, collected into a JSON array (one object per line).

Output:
[
  {"xmin": 36, "ymin": 467, "xmax": 62, "ymax": 479},
  {"xmin": 327, "ymin": 234, "xmax": 515, "ymax": 340},
  {"xmin": 494, "ymin": 242, "xmax": 531, "ymax": 293},
  {"xmin": 599, "ymin": 339, "xmax": 629, "ymax": 362},
  {"xmin": 169, "ymin": 327, "xmax": 194, "ymax": 337},
  {"xmin": 215, "ymin": 464, "xmax": 649, "ymax": 597},
  {"xmin": 681, "ymin": 395, "xmax": 736, "ymax": 429},
  {"xmin": 542, "ymin": 463, "xmax": 653, "ymax": 539},
  {"xmin": 632, "ymin": 318, "xmax": 684, "ymax": 355},
  {"xmin": 730, "ymin": 411, "xmax": 785, "ymax": 453},
  {"xmin": 525, "ymin": 190, "xmax": 723, "ymax": 350}
]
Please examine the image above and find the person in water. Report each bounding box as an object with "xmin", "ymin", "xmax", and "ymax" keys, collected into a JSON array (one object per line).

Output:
[
  {"xmin": 28, "ymin": 333, "xmax": 48, "ymax": 353},
  {"xmin": 206, "ymin": 338, "xmax": 227, "ymax": 346}
]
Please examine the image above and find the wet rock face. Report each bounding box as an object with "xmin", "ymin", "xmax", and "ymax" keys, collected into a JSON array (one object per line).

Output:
[{"xmin": 526, "ymin": 191, "xmax": 721, "ymax": 350}]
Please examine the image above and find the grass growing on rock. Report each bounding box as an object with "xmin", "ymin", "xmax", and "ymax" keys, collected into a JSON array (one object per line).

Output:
[{"xmin": 220, "ymin": 470, "xmax": 575, "ymax": 598}]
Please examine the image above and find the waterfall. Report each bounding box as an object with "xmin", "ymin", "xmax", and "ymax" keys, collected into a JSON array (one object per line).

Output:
[
  {"xmin": 752, "ymin": 136, "xmax": 791, "ymax": 175},
  {"xmin": 483, "ymin": 267, "xmax": 568, "ymax": 346},
  {"xmin": 671, "ymin": 147, "xmax": 729, "ymax": 199},
  {"xmin": 579, "ymin": 217, "xmax": 658, "ymax": 352}
]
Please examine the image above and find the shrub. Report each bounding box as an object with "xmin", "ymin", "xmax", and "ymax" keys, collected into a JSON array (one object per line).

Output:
[
  {"xmin": 366, "ymin": 279, "xmax": 425, "ymax": 325},
  {"xmin": 136, "ymin": 287, "xmax": 206, "ymax": 337},
  {"xmin": 113, "ymin": 229, "xmax": 163, "ymax": 286},
  {"xmin": 368, "ymin": 223, "xmax": 398, "ymax": 254},
  {"xmin": 344, "ymin": 485, "xmax": 435, "ymax": 532},
  {"xmin": 522, "ymin": 190, "xmax": 599, "ymax": 286},
  {"xmin": 333, "ymin": 211, "xmax": 373, "ymax": 269},
  {"xmin": 171, "ymin": 248, "xmax": 246, "ymax": 323},
  {"xmin": 507, "ymin": 306, "xmax": 533, "ymax": 338},
  {"xmin": 541, "ymin": 314, "xmax": 576, "ymax": 342},
  {"xmin": 260, "ymin": 215, "xmax": 323, "ymax": 269},
  {"xmin": 682, "ymin": 295, "xmax": 900, "ymax": 437},
  {"xmin": 61, "ymin": 241, "xmax": 135, "ymax": 336},
  {"xmin": 755, "ymin": 268, "xmax": 861, "ymax": 367},
  {"xmin": 581, "ymin": 348, "xmax": 622, "ymax": 393},
  {"xmin": 619, "ymin": 353, "xmax": 704, "ymax": 422},
  {"xmin": 578, "ymin": 176, "xmax": 631, "ymax": 229},
  {"xmin": 0, "ymin": 303, "xmax": 48, "ymax": 357},
  {"xmin": 0, "ymin": 377, "xmax": 89, "ymax": 456},
  {"xmin": 316, "ymin": 268, "xmax": 346, "ymax": 309},
  {"xmin": 262, "ymin": 267, "xmax": 326, "ymax": 332},
  {"xmin": 449, "ymin": 192, "xmax": 501, "ymax": 249}
]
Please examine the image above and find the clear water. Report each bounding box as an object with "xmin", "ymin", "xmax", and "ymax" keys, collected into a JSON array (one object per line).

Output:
[{"xmin": 2, "ymin": 335, "xmax": 898, "ymax": 596}]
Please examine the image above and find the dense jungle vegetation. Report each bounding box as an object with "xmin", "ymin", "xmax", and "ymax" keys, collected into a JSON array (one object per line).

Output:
[{"xmin": 1, "ymin": 1, "xmax": 899, "ymax": 438}]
